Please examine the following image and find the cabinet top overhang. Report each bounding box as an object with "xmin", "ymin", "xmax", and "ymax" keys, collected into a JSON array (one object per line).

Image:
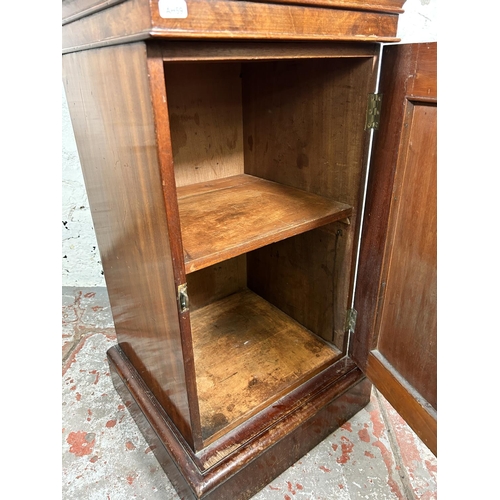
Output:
[{"xmin": 62, "ymin": 0, "xmax": 406, "ymax": 53}]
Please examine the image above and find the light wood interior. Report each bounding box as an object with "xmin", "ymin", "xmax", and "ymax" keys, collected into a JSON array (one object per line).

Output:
[
  {"xmin": 163, "ymin": 62, "xmax": 244, "ymax": 188},
  {"xmin": 177, "ymin": 174, "xmax": 352, "ymax": 274},
  {"xmin": 164, "ymin": 56, "xmax": 372, "ymax": 444},
  {"xmin": 191, "ymin": 289, "xmax": 342, "ymax": 442}
]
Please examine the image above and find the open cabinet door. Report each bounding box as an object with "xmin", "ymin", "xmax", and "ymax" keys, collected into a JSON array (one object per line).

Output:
[{"xmin": 353, "ymin": 42, "xmax": 437, "ymax": 456}]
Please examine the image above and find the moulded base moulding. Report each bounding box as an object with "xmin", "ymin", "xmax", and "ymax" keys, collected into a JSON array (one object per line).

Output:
[{"xmin": 107, "ymin": 344, "xmax": 372, "ymax": 499}]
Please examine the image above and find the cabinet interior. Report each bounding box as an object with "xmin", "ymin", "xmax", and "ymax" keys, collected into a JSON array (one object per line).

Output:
[{"xmin": 164, "ymin": 56, "xmax": 372, "ymax": 445}]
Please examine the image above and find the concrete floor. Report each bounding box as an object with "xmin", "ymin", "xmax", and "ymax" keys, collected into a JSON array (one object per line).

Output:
[{"xmin": 62, "ymin": 287, "xmax": 437, "ymax": 499}]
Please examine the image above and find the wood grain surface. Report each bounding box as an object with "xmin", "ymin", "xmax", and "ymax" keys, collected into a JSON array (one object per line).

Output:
[
  {"xmin": 158, "ymin": 40, "xmax": 378, "ymax": 63},
  {"xmin": 367, "ymin": 351, "xmax": 437, "ymax": 455},
  {"xmin": 407, "ymin": 43, "xmax": 437, "ymax": 100},
  {"xmin": 62, "ymin": 0, "xmax": 126, "ymax": 24},
  {"xmin": 62, "ymin": 42, "xmax": 198, "ymax": 447},
  {"xmin": 61, "ymin": 1, "xmax": 414, "ymax": 494},
  {"xmin": 191, "ymin": 289, "xmax": 342, "ymax": 443},
  {"xmin": 149, "ymin": 0, "xmax": 401, "ymax": 42},
  {"xmin": 242, "ymin": 57, "xmax": 374, "ymax": 207},
  {"xmin": 108, "ymin": 342, "xmax": 370, "ymax": 499},
  {"xmin": 242, "ymin": 56, "xmax": 376, "ymax": 351},
  {"xmin": 186, "ymin": 256, "xmax": 247, "ymax": 312},
  {"xmin": 146, "ymin": 46, "xmax": 204, "ymax": 449},
  {"xmin": 248, "ymin": 225, "xmax": 351, "ymax": 347},
  {"xmin": 62, "ymin": 0, "xmax": 151, "ymax": 53},
  {"xmin": 177, "ymin": 174, "xmax": 352, "ymax": 273},
  {"xmin": 62, "ymin": 0, "xmax": 405, "ymax": 24},
  {"xmin": 353, "ymin": 42, "xmax": 437, "ymax": 455},
  {"xmin": 375, "ymin": 102, "xmax": 437, "ymax": 409},
  {"xmin": 62, "ymin": 0, "xmax": 401, "ymax": 53},
  {"xmin": 164, "ymin": 62, "xmax": 244, "ymax": 188},
  {"xmin": 245, "ymin": 0, "xmax": 405, "ymax": 13}
]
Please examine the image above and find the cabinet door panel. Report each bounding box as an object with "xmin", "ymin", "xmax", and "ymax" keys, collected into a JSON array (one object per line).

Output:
[
  {"xmin": 353, "ymin": 42, "xmax": 437, "ymax": 455},
  {"xmin": 376, "ymin": 101, "xmax": 437, "ymax": 409}
]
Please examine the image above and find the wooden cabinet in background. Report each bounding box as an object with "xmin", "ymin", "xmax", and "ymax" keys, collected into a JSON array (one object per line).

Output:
[{"xmin": 62, "ymin": 1, "xmax": 436, "ymax": 498}]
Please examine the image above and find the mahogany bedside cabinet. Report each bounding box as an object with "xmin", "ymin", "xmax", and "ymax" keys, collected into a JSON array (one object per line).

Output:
[{"xmin": 62, "ymin": 1, "xmax": 436, "ymax": 497}]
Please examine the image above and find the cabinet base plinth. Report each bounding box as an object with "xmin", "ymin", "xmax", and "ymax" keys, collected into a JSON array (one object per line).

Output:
[{"xmin": 108, "ymin": 344, "xmax": 371, "ymax": 500}]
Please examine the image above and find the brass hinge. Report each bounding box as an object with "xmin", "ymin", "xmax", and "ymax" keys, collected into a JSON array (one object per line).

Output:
[
  {"xmin": 177, "ymin": 283, "xmax": 189, "ymax": 313},
  {"xmin": 365, "ymin": 93, "xmax": 383, "ymax": 130},
  {"xmin": 345, "ymin": 308, "xmax": 357, "ymax": 335}
]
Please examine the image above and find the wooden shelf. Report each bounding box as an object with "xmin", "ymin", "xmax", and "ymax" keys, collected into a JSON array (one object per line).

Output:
[
  {"xmin": 177, "ymin": 174, "xmax": 352, "ymax": 274},
  {"xmin": 191, "ymin": 289, "xmax": 342, "ymax": 444}
]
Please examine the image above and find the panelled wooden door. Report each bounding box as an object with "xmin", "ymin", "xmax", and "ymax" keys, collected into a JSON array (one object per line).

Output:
[{"xmin": 353, "ymin": 42, "xmax": 437, "ymax": 456}]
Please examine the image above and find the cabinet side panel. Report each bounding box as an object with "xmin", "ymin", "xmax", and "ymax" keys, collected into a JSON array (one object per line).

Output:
[
  {"xmin": 62, "ymin": 42, "xmax": 195, "ymax": 445},
  {"xmin": 243, "ymin": 58, "xmax": 372, "ymax": 208}
]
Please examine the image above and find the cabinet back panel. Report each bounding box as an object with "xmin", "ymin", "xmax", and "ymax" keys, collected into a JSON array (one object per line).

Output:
[
  {"xmin": 247, "ymin": 223, "xmax": 352, "ymax": 348},
  {"xmin": 164, "ymin": 62, "xmax": 244, "ymax": 187}
]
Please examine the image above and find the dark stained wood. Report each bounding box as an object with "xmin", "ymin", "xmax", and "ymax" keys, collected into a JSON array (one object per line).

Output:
[
  {"xmin": 375, "ymin": 102, "xmax": 437, "ymax": 408},
  {"xmin": 108, "ymin": 349, "xmax": 198, "ymax": 499},
  {"xmin": 196, "ymin": 355, "xmax": 359, "ymax": 469},
  {"xmin": 191, "ymin": 289, "xmax": 342, "ymax": 444},
  {"xmin": 62, "ymin": 0, "xmax": 417, "ymax": 494},
  {"xmin": 326, "ymin": 220, "xmax": 356, "ymax": 350},
  {"xmin": 201, "ymin": 376, "xmax": 372, "ymax": 500},
  {"xmin": 62, "ymin": 0, "xmax": 405, "ymax": 24},
  {"xmin": 408, "ymin": 43, "xmax": 438, "ymax": 100},
  {"xmin": 158, "ymin": 40, "xmax": 379, "ymax": 62},
  {"xmin": 62, "ymin": 0, "xmax": 152, "ymax": 53},
  {"xmin": 146, "ymin": 48, "xmax": 188, "ymax": 290},
  {"xmin": 146, "ymin": 45, "xmax": 204, "ymax": 449},
  {"xmin": 108, "ymin": 343, "xmax": 371, "ymax": 499},
  {"xmin": 246, "ymin": 0, "xmax": 405, "ymax": 13},
  {"xmin": 62, "ymin": 0, "xmax": 402, "ymax": 53},
  {"xmin": 353, "ymin": 42, "xmax": 437, "ymax": 456},
  {"xmin": 177, "ymin": 174, "xmax": 353, "ymax": 273},
  {"xmin": 62, "ymin": 0, "xmax": 126, "ymax": 24},
  {"xmin": 352, "ymin": 43, "xmax": 434, "ymax": 368},
  {"xmin": 149, "ymin": 0, "xmax": 401, "ymax": 42},
  {"xmin": 366, "ymin": 351, "xmax": 437, "ymax": 455},
  {"xmin": 62, "ymin": 42, "xmax": 198, "ymax": 448}
]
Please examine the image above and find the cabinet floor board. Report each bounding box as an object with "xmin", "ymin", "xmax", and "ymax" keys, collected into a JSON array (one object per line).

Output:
[{"xmin": 191, "ymin": 289, "xmax": 342, "ymax": 444}]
